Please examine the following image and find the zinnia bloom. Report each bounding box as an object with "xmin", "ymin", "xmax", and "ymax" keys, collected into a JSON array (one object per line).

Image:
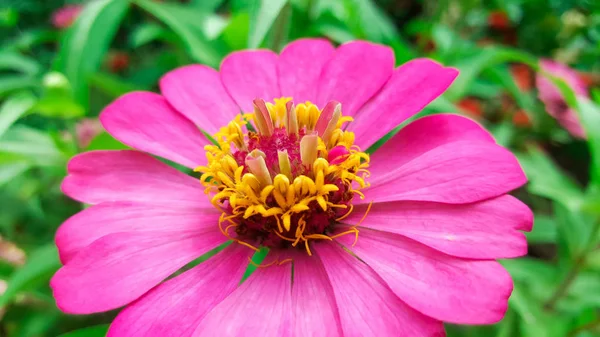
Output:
[
  {"xmin": 75, "ymin": 118, "xmax": 103, "ymax": 148},
  {"xmin": 51, "ymin": 39, "xmax": 532, "ymax": 336},
  {"xmin": 51, "ymin": 5, "xmax": 82, "ymax": 29},
  {"xmin": 537, "ymin": 59, "xmax": 589, "ymax": 138}
]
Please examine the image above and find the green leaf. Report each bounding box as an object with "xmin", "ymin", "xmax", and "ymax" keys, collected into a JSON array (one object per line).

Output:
[
  {"xmin": 0, "ymin": 160, "xmax": 30, "ymax": 187},
  {"xmin": 134, "ymin": 0, "xmax": 223, "ymax": 67},
  {"xmin": 55, "ymin": 0, "xmax": 130, "ymax": 109},
  {"xmin": 313, "ymin": 17, "xmax": 357, "ymax": 44},
  {"xmin": 0, "ymin": 7, "xmax": 18, "ymax": 27},
  {"xmin": 585, "ymin": 249, "xmax": 600, "ymax": 271},
  {"xmin": 0, "ymin": 76, "xmax": 39, "ymax": 97},
  {"xmin": 59, "ymin": 325, "xmax": 110, "ymax": 337},
  {"xmin": 502, "ymin": 258, "xmax": 558, "ymax": 285},
  {"xmin": 0, "ymin": 126, "xmax": 65, "ymax": 167},
  {"xmin": 222, "ymin": 13, "xmax": 251, "ymax": 51},
  {"xmin": 89, "ymin": 72, "xmax": 144, "ymax": 99},
  {"xmin": 510, "ymin": 283, "xmax": 571, "ymax": 337},
  {"xmin": 489, "ymin": 121, "xmax": 516, "ymax": 147},
  {"xmin": 2, "ymin": 29, "xmax": 59, "ymax": 52},
  {"xmin": 202, "ymin": 13, "xmax": 230, "ymax": 40},
  {"xmin": 516, "ymin": 146, "xmax": 583, "ymax": 208},
  {"xmin": 592, "ymin": 88, "xmax": 600, "ymax": 104},
  {"xmin": 545, "ymin": 72, "xmax": 600, "ymax": 187},
  {"xmin": 554, "ymin": 202, "xmax": 595, "ymax": 262},
  {"xmin": 446, "ymin": 47, "xmax": 538, "ymax": 100},
  {"xmin": 129, "ymin": 23, "xmax": 172, "ymax": 48},
  {"xmin": 0, "ymin": 91, "xmax": 36, "ymax": 138},
  {"xmin": 342, "ymin": 0, "xmax": 414, "ymax": 63},
  {"xmin": 527, "ymin": 215, "xmax": 557, "ymax": 243},
  {"xmin": 14, "ymin": 311, "xmax": 60, "ymax": 337},
  {"xmin": 191, "ymin": 0, "xmax": 226, "ymax": 11},
  {"xmin": 0, "ymin": 244, "xmax": 60, "ymax": 307},
  {"xmin": 426, "ymin": 95, "xmax": 459, "ymax": 113},
  {"xmin": 247, "ymin": 0, "xmax": 288, "ymax": 48},
  {"xmin": 85, "ymin": 132, "xmax": 128, "ymax": 151},
  {"xmin": 33, "ymin": 97, "xmax": 85, "ymax": 119},
  {"xmin": 0, "ymin": 51, "xmax": 40, "ymax": 75},
  {"xmin": 562, "ymin": 272, "xmax": 600, "ymax": 311},
  {"xmin": 485, "ymin": 66, "xmax": 540, "ymax": 126},
  {"xmin": 574, "ymin": 98, "xmax": 600, "ymax": 186}
]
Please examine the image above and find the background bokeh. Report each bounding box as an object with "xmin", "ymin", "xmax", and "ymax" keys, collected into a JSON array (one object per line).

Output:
[{"xmin": 1, "ymin": 0, "xmax": 600, "ymax": 336}]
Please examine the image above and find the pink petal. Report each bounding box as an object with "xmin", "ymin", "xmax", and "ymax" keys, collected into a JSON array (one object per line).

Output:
[
  {"xmin": 51, "ymin": 5, "xmax": 82, "ymax": 29},
  {"xmin": 539, "ymin": 59, "xmax": 588, "ymax": 97},
  {"xmin": 192, "ymin": 257, "xmax": 292, "ymax": 337},
  {"xmin": 336, "ymin": 229, "xmax": 513, "ymax": 324},
  {"xmin": 316, "ymin": 41, "xmax": 394, "ymax": 116},
  {"xmin": 314, "ymin": 100, "xmax": 339, "ymax": 136},
  {"xmin": 56, "ymin": 201, "xmax": 220, "ymax": 264},
  {"xmin": 347, "ymin": 195, "xmax": 530, "ymax": 259},
  {"xmin": 368, "ymin": 114, "xmax": 494, "ymax": 174},
  {"xmin": 349, "ymin": 59, "xmax": 459, "ymax": 149},
  {"xmin": 536, "ymin": 59, "xmax": 589, "ymax": 139},
  {"xmin": 160, "ymin": 65, "xmax": 241, "ymax": 134},
  {"xmin": 292, "ymin": 253, "xmax": 342, "ymax": 337},
  {"xmin": 108, "ymin": 244, "xmax": 252, "ymax": 337},
  {"xmin": 366, "ymin": 141, "xmax": 526, "ymax": 204},
  {"xmin": 278, "ymin": 38, "xmax": 335, "ymax": 104},
  {"xmin": 51, "ymin": 228, "xmax": 226, "ymax": 314},
  {"xmin": 220, "ymin": 50, "xmax": 280, "ymax": 112},
  {"xmin": 314, "ymin": 242, "xmax": 445, "ymax": 337},
  {"xmin": 61, "ymin": 150, "xmax": 205, "ymax": 206},
  {"xmin": 100, "ymin": 92, "xmax": 209, "ymax": 169}
]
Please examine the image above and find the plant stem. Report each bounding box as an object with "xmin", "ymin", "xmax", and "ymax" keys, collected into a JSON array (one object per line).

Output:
[
  {"xmin": 544, "ymin": 219, "xmax": 600, "ymax": 311},
  {"xmin": 569, "ymin": 318, "xmax": 600, "ymax": 336},
  {"xmin": 543, "ymin": 255, "xmax": 585, "ymax": 311}
]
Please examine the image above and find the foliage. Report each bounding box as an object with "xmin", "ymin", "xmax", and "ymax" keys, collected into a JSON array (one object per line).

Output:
[{"xmin": 1, "ymin": 0, "xmax": 600, "ymax": 336}]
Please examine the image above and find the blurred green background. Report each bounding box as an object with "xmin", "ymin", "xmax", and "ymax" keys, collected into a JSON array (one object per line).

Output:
[{"xmin": 1, "ymin": 0, "xmax": 600, "ymax": 336}]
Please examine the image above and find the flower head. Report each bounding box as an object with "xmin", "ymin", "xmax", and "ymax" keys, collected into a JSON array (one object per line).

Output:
[
  {"xmin": 52, "ymin": 39, "xmax": 531, "ymax": 336},
  {"xmin": 51, "ymin": 5, "xmax": 82, "ymax": 29},
  {"xmin": 197, "ymin": 97, "xmax": 368, "ymax": 255},
  {"xmin": 75, "ymin": 118, "xmax": 103, "ymax": 148},
  {"xmin": 537, "ymin": 59, "xmax": 589, "ymax": 138}
]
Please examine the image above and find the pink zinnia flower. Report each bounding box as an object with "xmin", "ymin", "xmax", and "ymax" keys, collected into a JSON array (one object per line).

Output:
[
  {"xmin": 75, "ymin": 118, "xmax": 103, "ymax": 148},
  {"xmin": 537, "ymin": 59, "xmax": 589, "ymax": 138},
  {"xmin": 51, "ymin": 39, "xmax": 532, "ymax": 336},
  {"xmin": 51, "ymin": 5, "xmax": 82, "ymax": 29}
]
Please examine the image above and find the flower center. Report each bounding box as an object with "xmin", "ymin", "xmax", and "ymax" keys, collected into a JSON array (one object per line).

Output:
[{"xmin": 197, "ymin": 98, "xmax": 370, "ymax": 255}]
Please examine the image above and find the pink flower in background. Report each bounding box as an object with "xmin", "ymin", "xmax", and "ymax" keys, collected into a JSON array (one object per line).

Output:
[
  {"xmin": 51, "ymin": 5, "xmax": 82, "ymax": 29},
  {"xmin": 75, "ymin": 118, "xmax": 103, "ymax": 148},
  {"xmin": 51, "ymin": 39, "xmax": 531, "ymax": 336},
  {"xmin": 536, "ymin": 59, "xmax": 590, "ymax": 138}
]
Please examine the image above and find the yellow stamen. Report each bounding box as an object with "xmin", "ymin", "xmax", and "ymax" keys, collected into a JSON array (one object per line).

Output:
[
  {"xmin": 253, "ymin": 99, "xmax": 274, "ymax": 136},
  {"xmin": 247, "ymin": 256, "xmax": 278, "ymax": 268},
  {"xmin": 197, "ymin": 97, "xmax": 371, "ymax": 256},
  {"xmin": 321, "ymin": 103, "xmax": 342, "ymax": 147},
  {"xmin": 278, "ymin": 150, "xmax": 293, "ymax": 180},
  {"xmin": 300, "ymin": 134, "xmax": 318, "ymax": 167},
  {"xmin": 245, "ymin": 150, "xmax": 272, "ymax": 186},
  {"xmin": 285, "ymin": 101, "xmax": 298, "ymax": 135}
]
